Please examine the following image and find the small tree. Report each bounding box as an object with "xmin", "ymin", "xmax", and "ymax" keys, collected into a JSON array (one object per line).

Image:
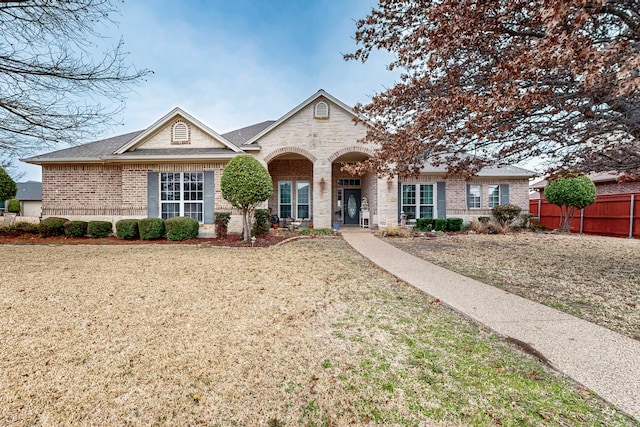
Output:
[
  {"xmin": 544, "ymin": 175, "xmax": 596, "ymax": 232},
  {"xmin": 221, "ymin": 156, "xmax": 273, "ymax": 241},
  {"xmin": 0, "ymin": 166, "xmax": 17, "ymax": 203}
]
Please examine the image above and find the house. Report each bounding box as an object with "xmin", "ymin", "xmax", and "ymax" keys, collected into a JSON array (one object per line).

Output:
[
  {"xmin": 24, "ymin": 90, "xmax": 534, "ymax": 233},
  {"xmin": 15, "ymin": 181, "xmax": 43, "ymax": 217},
  {"xmin": 530, "ymin": 172, "xmax": 640, "ymax": 197}
]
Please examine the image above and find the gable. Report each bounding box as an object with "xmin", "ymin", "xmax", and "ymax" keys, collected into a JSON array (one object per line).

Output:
[{"xmin": 132, "ymin": 115, "xmax": 232, "ymax": 151}]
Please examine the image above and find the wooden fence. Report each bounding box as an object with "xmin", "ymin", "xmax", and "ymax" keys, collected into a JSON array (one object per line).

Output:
[{"xmin": 529, "ymin": 193, "xmax": 640, "ymax": 238}]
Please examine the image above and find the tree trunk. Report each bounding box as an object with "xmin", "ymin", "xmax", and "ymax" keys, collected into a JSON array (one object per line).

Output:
[{"xmin": 242, "ymin": 209, "xmax": 250, "ymax": 241}]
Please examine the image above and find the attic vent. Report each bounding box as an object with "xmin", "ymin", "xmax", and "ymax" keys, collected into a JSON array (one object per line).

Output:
[
  {"xmin": 314, "ymin": 101, "xmax": 329, "ymax": 119},
  {"xmin": 172, "ymin": 121, "xmax": 190, "ymax": 144}
]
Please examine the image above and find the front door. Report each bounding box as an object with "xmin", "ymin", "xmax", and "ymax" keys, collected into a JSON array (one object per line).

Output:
[{"xmin": 343, "ymin": 189, "xmax": 361, "ymax": 225}]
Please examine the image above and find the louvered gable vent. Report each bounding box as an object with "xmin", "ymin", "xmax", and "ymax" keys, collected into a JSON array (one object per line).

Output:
[
  {"xmin": 172, "ymin": 121, "xmax": 189, "ymax": 143},
  {"xmin": 314, "ymin": 101, "xmax": 329, "ymax": 119}
]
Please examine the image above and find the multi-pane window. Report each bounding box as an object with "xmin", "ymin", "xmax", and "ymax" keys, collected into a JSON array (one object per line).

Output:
[
  {"xmin": 337, "ymin": 178, "xmax": 360, "ymax": 186},
  {"xmin": 297, "ymin": 182, "xmax": 310, "ymax": 219},
  {"xmin": 160, "ymin": 172, "xmax": 203, "ymax": 222},
  {"xmin": 488, "ymin": 185, "xmax": 500, "ymax": 208},
  {"xmin": 468, "ymin": 184, "xmax": 481, "ymax": 209},
  {"xmin": 402, "ymin": 184, "xmax": 434, "ymax": 219},
  {"xmin": 279, "ymin": 182, "xmax": 292, "ymax": 219}
]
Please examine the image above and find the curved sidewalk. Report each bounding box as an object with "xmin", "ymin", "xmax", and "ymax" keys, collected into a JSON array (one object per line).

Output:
[{"xmin": 342, "ymin": 230, "xmax": 640, "ymax": 420}]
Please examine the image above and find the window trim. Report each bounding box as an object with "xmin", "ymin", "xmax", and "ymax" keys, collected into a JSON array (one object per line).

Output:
[
  {"xmin": 401, "ymin": 183, "xmax": 435, "ymax": 220},
  {"xmin": 468, "ymin": 184, "xmax": 482, "ymax": 209},
  {"xmin": 159, "ymin": 172, "xmax": 204, "ymax": 223},
  {"xmin": 278, "ymin": 181, "xmax": 293, "ymax": 219},
  {"xmin": 488, "ymin": 184, "xmax": 501, "ymax": 208}
]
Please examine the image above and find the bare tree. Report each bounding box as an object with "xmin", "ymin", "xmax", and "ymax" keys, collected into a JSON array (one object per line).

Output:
[
  {"xmin": 0, "ymin": 0, "xmax": 151, "ymax": 159},
  {"xmin": 346, "ymin": 0, "xmax": 639, "ymax": 179}
]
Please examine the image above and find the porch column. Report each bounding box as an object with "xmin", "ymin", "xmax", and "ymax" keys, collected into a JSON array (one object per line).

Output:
[
  {"xmin": 377, "ymin": 175, "xmax": 399, "ymax": 227},
  {"xmin": 313, "ymin": 160, "xmax": 332, "ymax": 229}
]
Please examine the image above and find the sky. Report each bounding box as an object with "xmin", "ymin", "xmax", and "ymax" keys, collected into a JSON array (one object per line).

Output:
[{"xmin": 18, "ymin": 0, "xmax": 398, "ymax": 181}]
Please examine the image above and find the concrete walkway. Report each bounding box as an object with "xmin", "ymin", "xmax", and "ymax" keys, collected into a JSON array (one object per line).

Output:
[{"xmin": 341, "ymin": 230, "xmax": 640, "ymax": 420}]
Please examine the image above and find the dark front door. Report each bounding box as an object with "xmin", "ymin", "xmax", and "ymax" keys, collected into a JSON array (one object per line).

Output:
[{"xmin": 343, "ymin": 189, "xmax": 361, "ymax": 225}]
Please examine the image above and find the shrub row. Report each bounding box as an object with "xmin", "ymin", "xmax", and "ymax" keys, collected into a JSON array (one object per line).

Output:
[
  {"xmin": 2, "ymin": 216, "xmax": 200, "ymax": 241},
  {"xmin": 415, "ymin": 217, "xmax": 464, "ymax": 232}
]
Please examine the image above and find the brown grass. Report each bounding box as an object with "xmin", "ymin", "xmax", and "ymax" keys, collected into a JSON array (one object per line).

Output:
[
  {"xmin": 385, "ymin": 231, "xmax": 640, "ymax": 340},
  {"xmin": 0, "ymin": 239, "xmax": 636, "ymax": 426}
]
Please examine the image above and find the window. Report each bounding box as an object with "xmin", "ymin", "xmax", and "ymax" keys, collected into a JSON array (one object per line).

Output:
[
  {"xmin": 488, "ymin": 185, "xmax": 500, "ymax": 208},
  {"xmin": 297, "ymin": 181, "xmax": 310, "ymax": 219},
  {"xmin": 314, "ymin": 101, "xmax": 329, "ymax": 119},
  {"xmin": 279, "ymin": 182, "xmax": 292, "ymax": 219},
  {"xmin": 160, "ymin": 172, "xmax": 204, "ymax": 222},
  {"xmin": 467, "ymin": 184, "xmax": 481, "ymax": 209},
  {"xmin": 172, "ymin": 121, "xmax": 189, "ymax": 143},
  {"xmin": 402, "ymin": 184, "xmax": 435, "ymax": 219},
  {"xmin": 337, "ymin": 178, "xmax": 360, "ymax": 186}
]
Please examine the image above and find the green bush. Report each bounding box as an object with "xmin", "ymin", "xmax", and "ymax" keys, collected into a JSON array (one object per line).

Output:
[
  {"xmin": 492, "ymin": 204, "xmax": 522, "ymax": 227},
  {"xmin": 38, "ymin": 217, "xmax": 69, "ymax": 237},
  {"xmin": 64, "ymin": 220, "xmax": 88, "ymax": 238},
  {"xmin": 115, "ymin": 219, "xmax": 139, "ymax": 240},
  {"xmin": 415, "ymin": 218, "xmax": 434, "ymax": 231},
  {"xmin": 7, "ymin": 198, "xmax": 20, "ymax": 214},
  {"xmin": 434, "ymin": 218, "xmax": 447, "ymax": 231},
  {"xmin": 139, "ymin": 218, "xmax": 166, "ymax": 240},
  {"xmin": 87, "ymin": 221, "xmax": 112, "ymax": 238},
  {"xmin": 446, "ymin": 217, "xmax": 464, "ymax": 232},
  {"xmin": 252, "ymin": 209, "xmax": 271, "ymax": 236},
  {"xmin": 14, "ymin": 222, "xmax": 39, "ymax": 235},
  {"xmin": 165, "ymin": 216, "xmax": 199, "ymax": 241},
  {"xmin": 215, "ymin": 212, "xmax": 231, "ymax": 239}
]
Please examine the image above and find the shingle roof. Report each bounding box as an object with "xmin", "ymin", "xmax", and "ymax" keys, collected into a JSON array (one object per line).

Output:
[
  {"xmin": 222, "ymin": 120, "xmax": 275, "ymax": 146},
  {"xmin": 16, "ymin": 181, "xmax": 42, "ymax": 201},
  {"xmin": 23, "ymin": 131, "xmax": 144, "ymax": 163},
  {"xmin": 419, "ymin": 155, "xmax": 535, "ymax": 177}
]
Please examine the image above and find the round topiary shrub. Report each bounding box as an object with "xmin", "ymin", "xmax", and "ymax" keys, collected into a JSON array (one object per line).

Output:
[
  {"xmin": 165, "ymin": 216, "xmax": 199, "ymax": 241},
  {"xmin": 64, "ymin": 220, "xmax": 88, "ymax": 238},
  {"xmin": 87, "ymin": 221, "xmax": 113, "ymax": 238},
  {"xmin": 38, "ymin": 217, "xmax": 69, "ymax": 237},
  {"xmin": 115, "ymin": 219, "xmax": 140, "ymax": 240},
  {"xmin": 139, "ymin": 218, "xmax": 166, "ymax": 240}
]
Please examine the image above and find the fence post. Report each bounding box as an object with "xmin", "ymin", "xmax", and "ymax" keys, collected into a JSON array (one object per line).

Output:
[
  {"xmin": 630, "ymin": 194, "xmax": 635, "ymax": 239},
  {"xmin": 579, "ymin": 208, "xmax": 584, "ymax": 234},
  {"xmin": 537, "ymin": 199, "xmax": 541, "ymax": 219}
]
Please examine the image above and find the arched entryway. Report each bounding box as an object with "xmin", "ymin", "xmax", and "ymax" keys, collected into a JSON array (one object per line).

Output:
[
  {"xmin": 266, "ymin": 151, "xmax": 314, "ymax": 227},
  {"xmin": 330, "ymin": 147, "xmax": 376, "ymax": 228}
]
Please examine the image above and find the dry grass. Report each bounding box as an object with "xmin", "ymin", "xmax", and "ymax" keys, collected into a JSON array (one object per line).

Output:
[
  {"xmin": 385, "ymin": 231, "xmax": 640, "ymax": 340},
  {"xmin": 1, "ymin": 239, "xmax": 636, "ymax": 426}
]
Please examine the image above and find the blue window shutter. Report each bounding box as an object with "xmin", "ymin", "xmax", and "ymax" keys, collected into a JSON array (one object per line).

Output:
[
  {"xmin": 500, "ymin": 184, "xmax": 510, "ymax": 204},
  {"xmin": 437, "ymin": 181, "xmax": 446, "ymax": 219},
  {"xmin": 147, "ymin": 172, "xmax": 159, "ymax": 218},
  {"xmin": 204, "ymin": 170, "xmax": 215, "ymax": 224},
  {"xmin": 397, "ymin": 182, "xmax": 402, "ymax": 222},
  {"xmin": 466, "ymin": 184, "xmax": 471, "ymax": 209}
]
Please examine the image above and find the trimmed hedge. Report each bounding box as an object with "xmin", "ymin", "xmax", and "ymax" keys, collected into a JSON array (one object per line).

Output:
[
  {"xmin": 415, "ymin": 218, "xmax": 434, "ymax": 231},
  {"xmin": 252, "ymin": 209, "xmax": 270, "ymax": 236},
  {"xmin": 7, "ymin": 198, "xmax": 20, "ymax": 213},
  {"xmin": 492, "ymin": 204, "xmax": 522, "ymax": 227},
  {"xmin": 116, "ymin": 219, "xmax": 139, "ymax": 240},
  {"xmin": 434, "ymin": 218, "xmax": 447, "ymax": 232},
  {"xmin": 165, "ymin": 216, "xmax": 199, "ymax": 241},
  {"xmin": 446, "ymin": 217, "xmax": 464, "ymax": 232},
  {"xmin": 38, "ymin": 217, "xmax": 69, "ymax": 237},
  {"xmin": 87, "ymin": 221, "xmax": 113, "ymax": 238},
  {"xmin": 64, "ymin": 220, "xmax": 88, "ymax": 238},
  {"xmin": 139, "ymin": 218, "xmax": 165, "ymax": 240}
]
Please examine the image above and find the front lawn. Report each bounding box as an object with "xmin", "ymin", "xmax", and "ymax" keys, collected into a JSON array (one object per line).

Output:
[{"xmin": 0, "ymin": 240, "xmax": 636, "ymax": 425}]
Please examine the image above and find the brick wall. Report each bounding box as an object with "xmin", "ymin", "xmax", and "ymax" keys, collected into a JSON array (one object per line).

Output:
[{"xmin": 596, "ymin": 181, "xmax": 640, "ymax": 195}]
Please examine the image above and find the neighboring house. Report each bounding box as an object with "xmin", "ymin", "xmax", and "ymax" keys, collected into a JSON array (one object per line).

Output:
[
  {"xmin": 24, "ymin": 90, "xmax": 534, "ymax": 233},
  {"xmin": 15, "ymin": 181, "xmax": 43, "ymax": 217},
  {"xmin": 530, "ymin": 172, "xmax": 640, "ymax": 197}
]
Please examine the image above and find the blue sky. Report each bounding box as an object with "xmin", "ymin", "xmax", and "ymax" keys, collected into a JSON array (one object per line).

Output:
[{"xmin": 19, "ymin": 0, "xmax": 397, "ymax": 181}]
